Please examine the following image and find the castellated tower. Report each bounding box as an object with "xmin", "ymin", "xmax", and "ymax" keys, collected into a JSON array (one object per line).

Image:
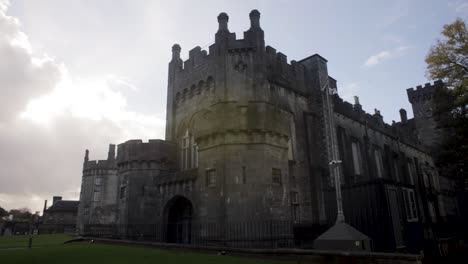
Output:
[
  {"xmin": 407, "ymin": 80, "xmax": 447, "ymax": 153},
  {"xmin": 165, "ymin": 10, "xmax": 333, "ymax": 227},
  {"xmin": 77, "ymin": 145, "xmax": 118, "ymax": 233}
]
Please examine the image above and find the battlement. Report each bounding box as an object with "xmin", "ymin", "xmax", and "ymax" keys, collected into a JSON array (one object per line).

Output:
[
  {"xmin": 407, "ymin": 80, "xmax": 444, "ymax": 104},
  {"xmin": 333, "ymin": 96, "xmax": 421, "ymax": 149},
  {"xmin": 83, "ymin": 144, "xmax": 116, "ymax": 172},
  {"xmin": 116, "ymin": 139, "xmax": 177, "ymax": 164}
]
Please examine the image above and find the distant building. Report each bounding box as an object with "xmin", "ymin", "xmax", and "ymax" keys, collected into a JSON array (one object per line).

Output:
[
  {"xmin": 77, "ymin": 10, "xmax": 461, "ymax": 253},
  {"xmin": 41, "ymin": 196, "xmax": 79, "ymax": 234}
]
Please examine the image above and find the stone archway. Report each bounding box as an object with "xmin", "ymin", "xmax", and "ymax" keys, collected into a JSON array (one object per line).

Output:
[{"xmin": 164, "ymin": 195, "xmax": 193, "ymax": 244}]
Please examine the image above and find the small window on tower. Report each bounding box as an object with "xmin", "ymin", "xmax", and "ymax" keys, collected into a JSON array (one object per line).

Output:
[
  {"xmin": 272, "ymin": 168, "xmax": 282, "ymax": 185},
  {"xmin": 93, "ymin": 191, "xmax": 100, "ymax": 202},
  {"xmin": 120, "ymin": 186, "xmax": 126, "ymax": 199},
  {"xmin": 206, "ymin": 169, "xmax": 216, "ymax": 187},
  {"xmin": 95, "ymin": 177, "xmax": 102, "ymax": 186}
]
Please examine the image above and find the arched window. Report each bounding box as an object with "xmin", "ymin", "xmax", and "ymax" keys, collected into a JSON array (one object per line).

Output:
[{"xmin": 181, "ymin": 130, "xmax": 198, "ymax": 170}]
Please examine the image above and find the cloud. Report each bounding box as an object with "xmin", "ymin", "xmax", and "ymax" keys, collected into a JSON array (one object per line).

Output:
[
  {"xmin": 364, "ymin": 46, "xmax": 410, "ymax": 67},
  {"xmin": 449, "ymin": 1, "xmax": 468, "ymax": 17},
  {"xmin": 0, "ymin": 0, "xmax": 165, "ymax": 212}
]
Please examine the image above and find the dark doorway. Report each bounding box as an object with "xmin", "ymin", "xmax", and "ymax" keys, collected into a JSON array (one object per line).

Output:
[{"xmin": 165, "ymin": 196, "xmax": 193, "ymax": 244}]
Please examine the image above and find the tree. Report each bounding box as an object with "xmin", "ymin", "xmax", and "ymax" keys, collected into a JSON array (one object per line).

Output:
[
  {"xmin": 0, "ymin": 206, "xmax": 7, "ymax": 218},
  {"xmin": 8, "ymin": 208, "xmax": 32, "ymax": 220},
  {"xmin": 425, "ymin": 18, "xmax": 468, "ymax": 174}
]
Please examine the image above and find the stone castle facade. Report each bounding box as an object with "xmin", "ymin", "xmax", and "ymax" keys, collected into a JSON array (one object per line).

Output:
[{"xmin": 77, "ymin": 10, "xmax": 459, "ymax": 252}]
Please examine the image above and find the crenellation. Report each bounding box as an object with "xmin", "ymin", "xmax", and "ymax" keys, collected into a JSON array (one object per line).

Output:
[{"xmin": 78, "ymin": 10, "xmax": 456, "ymax": 253}]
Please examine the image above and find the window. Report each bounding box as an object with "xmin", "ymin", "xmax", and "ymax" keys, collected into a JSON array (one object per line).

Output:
[
  {"xmin": 407, "ymin": 160, "xmax": 415, "ymax": 185},
  {"xmin": 206, "ymin": 169, "xmax": 216, "ymax": 187},
  {"xmin": 291, "ymin": 191, "xmax": 299, "ymax": 204},
  {"xmin": 272, "ymin": 168, "xmax": 282, "ymax": 185},
  {"xmin": 120, "ymin": 186, "xmax": 126, "ymax": 199},
  {"xmin": 242, "ymin": 166, "xmax": 246, "ymax": 184},
  {"xmin": 393, "ymin": 158, "xmax": 400, "ymax": 181},
  {"xmin": 93, "ymin": 191, "xmax": 100, "ymax": 202},
  {"xmin": 95, "ymin": 176, "xmax": 102, "ymax": 186},
  {"xmin": 374, "ymin": 148, "xmax": 384, "ymax": 178},
  {"xmin": 84, "ymin": 207, "xmax": 89, "ymax": 216},
  {"xmin": 292, "ymin": 205, "xmax": 299, "ymax": 222},
  {"xmin": 181, "ymin": 130, "xmax": 198, "ymax": 170},
  {"xmin": 403, "ymin": 188, "xmax": 418, "ymax": 221},
  {"xmin": 351, "ymin": 141, "xmax": 362, "ymax": 175}
]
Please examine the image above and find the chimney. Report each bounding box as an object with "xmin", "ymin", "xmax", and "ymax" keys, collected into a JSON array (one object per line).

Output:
[
  {"xmin": 43, "ymin": 200, "xmax": 47, "ymax": 215},
  {"xmin": 52, "ymin": 196, "xmax": 62, "ymax": 205},
  {"xmin": 399, "ymin": 108, "xmax": 408, "ymax": 123}
]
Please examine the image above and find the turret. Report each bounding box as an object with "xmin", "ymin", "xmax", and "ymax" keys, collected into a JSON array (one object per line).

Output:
[
  {"xmin": 107, "ymin": 144, "xmax": 116, "ymax": 161},
  {"xmin": 249, "ymin": 9, "xmax": 261, "ymax": 29},
  {"xmin": 84, "ymin": 149, "xmax": 89, "ymax": 163},
  {"xmin": 244, "ymin": 9, "xmax": 265, "ymax": 48},
  {"xmin": 217, "ymin": 12, "xmax": 229, "ymax": 33},
  {"xmin": 399, "ymin": 108, "xmax": 408, "ymax": 123}
]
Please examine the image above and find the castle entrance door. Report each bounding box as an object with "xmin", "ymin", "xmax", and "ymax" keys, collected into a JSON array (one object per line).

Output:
[{"xmin": 165, "ymin": 196, "xmax": 192, "ymax": 244}]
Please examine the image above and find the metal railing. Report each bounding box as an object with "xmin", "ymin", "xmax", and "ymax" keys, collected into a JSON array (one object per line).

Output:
[{"xmin": 82, "ymin": 220, "xmax": 296, "ymax": 249}]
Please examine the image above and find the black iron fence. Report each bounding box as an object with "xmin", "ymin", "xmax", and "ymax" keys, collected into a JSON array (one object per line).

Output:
[{"xmin": 82, "ymin": 221, "xmax": 297, "ymax": 248}]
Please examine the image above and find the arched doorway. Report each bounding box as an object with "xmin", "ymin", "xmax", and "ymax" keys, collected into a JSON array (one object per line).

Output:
[{"xmin": 165, "ymin": 196, "xmax": 193, "ymax": 244}]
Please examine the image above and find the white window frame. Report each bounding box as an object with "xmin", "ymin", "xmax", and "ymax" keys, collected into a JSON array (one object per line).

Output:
[{"xmin": 403, "ymin": 188, "xmax": 418, "ymax": 222}]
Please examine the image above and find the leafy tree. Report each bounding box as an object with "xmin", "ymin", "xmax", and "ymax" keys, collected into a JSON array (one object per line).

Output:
[
  {"xmin": 425, "ymin": 18, "xmax": 468, "ymax": 170},
  {"xmin": 8, "ymin": 208, "xmax": 32, "ymax": 220},
  {"xmin": 0, "ymin": 206, "xmax": 8, "ymax": 218}
]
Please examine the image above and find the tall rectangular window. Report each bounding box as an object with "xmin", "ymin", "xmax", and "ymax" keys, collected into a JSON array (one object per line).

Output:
[
  {"xmin": 292, "ymin": 205, "xmax": 299, "ymax": 222},
  {"xmin": 242, "ymin": 166, "xmax": 246, "ymax": 184},
  {"xmin": 181, "ymin": 131, "xmax": 198, "ymax": 170},
  {"xmin": 403, "ymin": 188, "xmax": 418, "ymax": 222},
  {"xmin": 407, "ymin": 160, "xmax": 415, "ymax": 185},
  {"xmin": 272, "ymin": 168, "xmax": 282, "ymax": 185},
  {"xmin": 120, "ymin": 186, "xmax": 126, "ymax": 199},
  {"xmin": 206, "ymin": 169, "xmax": 216, "ymax": 187},
  {"xmin": 291, "ymin": 191, "xmax": 299, "ymax": 204},
  {"xmin": 93, "ymin": 191, "xmax": 100, "ymax": 202},
  {"xmin": 374, "ymin": 148, "xmax": 384, "ymax": 178},
  {"xmin": 393, "ymin": 158, "xmax": 400, "ymax": 182},
  {"xmin": 351, "ymin": 141, "xmax": 362, "ymax": 175}
]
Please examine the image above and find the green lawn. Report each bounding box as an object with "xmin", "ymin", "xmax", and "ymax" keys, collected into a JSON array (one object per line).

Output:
[
  {"xmin": 0, "ymin": 234, "xmax": 72, "ymax": 249},
  {"xmin": 0, "ymin": 235, "xmax": 292, "ymax": 264}
]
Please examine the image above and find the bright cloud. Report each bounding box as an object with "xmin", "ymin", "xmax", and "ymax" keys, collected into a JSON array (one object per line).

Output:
[
  {"xmin": 364, "ymin": 46, "xmax": 410, "ymax": 67},
  {"xmin": 0, "ymin": 0, "xmax": 165, "ymax": 212}
]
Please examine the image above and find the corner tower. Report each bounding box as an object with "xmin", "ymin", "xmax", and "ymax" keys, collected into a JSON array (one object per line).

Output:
[{"xmin": 165, "ymin": 10, "xmax": 333, "ymax": 231}]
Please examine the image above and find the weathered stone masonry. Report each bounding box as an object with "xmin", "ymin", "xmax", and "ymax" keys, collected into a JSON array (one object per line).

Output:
[{"xmin": 77, "ymin": 10, "xmax": 459, "ymax": 253}]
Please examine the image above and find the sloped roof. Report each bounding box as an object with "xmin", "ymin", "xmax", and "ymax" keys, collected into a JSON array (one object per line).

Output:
[
  {"xmin": 47, "ymin": 200, "xmax": 79, "ymax": 212},
  {"xmin": 315, "ymin": 222, "xmax": 370, "ymax": 241}
]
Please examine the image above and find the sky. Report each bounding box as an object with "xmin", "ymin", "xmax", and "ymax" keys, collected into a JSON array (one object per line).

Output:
[{"xmin": 0, "ymin": 0, "xmax": 466, "ymax": 213}]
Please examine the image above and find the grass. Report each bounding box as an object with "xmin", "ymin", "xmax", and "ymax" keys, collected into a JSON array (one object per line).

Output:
[
  {"xmin": 0, "ymin": 235, "xmax": 293, "ymax": 264},
  {"xmin": 0, "ymin": 234, "xmax": 72, "ymax": 249}
]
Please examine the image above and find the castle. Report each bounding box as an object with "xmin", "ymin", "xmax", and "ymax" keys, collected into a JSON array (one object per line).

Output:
[{"xmin": 77, "ymin": 10, "xmax": 459, "ymax": 253}]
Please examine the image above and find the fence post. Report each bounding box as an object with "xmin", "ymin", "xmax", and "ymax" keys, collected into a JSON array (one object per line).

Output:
[{"xmin": 28, "ymin": 237, "xmax": 32, "ymax": 249}]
